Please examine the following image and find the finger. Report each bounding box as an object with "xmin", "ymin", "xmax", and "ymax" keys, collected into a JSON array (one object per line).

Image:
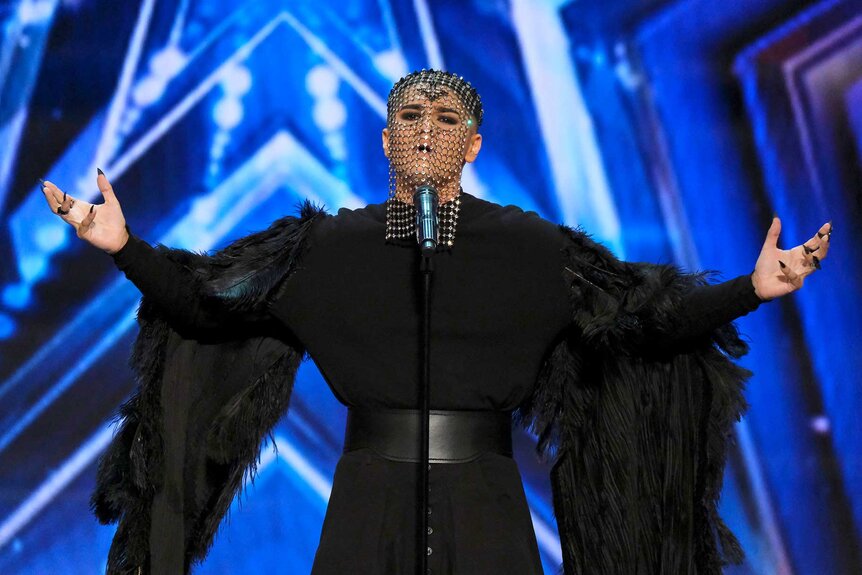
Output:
[
  {"xmin": 82, "ymin": 203, "xmax": 96, "ymax": 226},
  {"xmin": 40, "ymin": 180, "xmax": 75, "ymax": 219},
  {"xmin": 801, "ymin": 245, "xmax": 819, "ymax": 271},
  {"xmin": 802, "ymin": 222, "xmax": 831, "ymax": 264},
  {"xmin": 76, "ymin": 205, "xmax": 95, "ymax": 238},
  {"xmin": 42, "ymin": 198, "xmax": 81, "ymax": 233},
  {"xmin": 40, "ymin": 181, "xmax": 59, "ymax": 209},
  {"xmin": 41, "ymin": 180, "xmax": 63, "ymax": 205},
  {"xmin": 60, "ymin": 188, "xmax": 74, "ymax": 212},
  {"xmin": 803, "ymin": 251, "xmax": 819, "ymax": 273},
  {"xmin": 43, "ymin": 180, "xmax": 75, "ymax": 210},
  {"xmin": 795, "ymin": 245, "xmax": 819, "ymax": 273},
  {"xmin": 812, "ymin": 254, "xmax": 821, "ymax": 271},
  {"xmin": 816, "ymin": 220, "xmax": 832, "ymax": 240},
  {"xmin": 96, "ymin": 168, "xmax": 118, "ymax": 204},
  {"xmin": 778, "ymin": 260, "xmax": 803, "ymax": 289},
  {"xmin": 817, "ymin": 221, "xmax": 831, "ymax": 260},
  {"xmin": 763, "ymin": 216, "xmax": 781, "ymax": 250}
]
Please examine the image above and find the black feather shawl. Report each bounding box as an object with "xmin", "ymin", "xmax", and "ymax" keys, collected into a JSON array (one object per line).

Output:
[
  {"xmin": 91, "ymin": 201, "xmax": 324, "ymax": 574},
  {"xmin": 515, "ymin": 225, "xmax": 751, "ymax": 574},
  {"xmin": 91, "ymin": 209, "xmax": 751, "ymax": 574}
]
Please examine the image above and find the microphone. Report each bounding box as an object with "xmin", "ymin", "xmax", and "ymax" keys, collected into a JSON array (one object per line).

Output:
[{"xmin": 414, "ymin": 185, "xmax": 439, "ymax": 256}]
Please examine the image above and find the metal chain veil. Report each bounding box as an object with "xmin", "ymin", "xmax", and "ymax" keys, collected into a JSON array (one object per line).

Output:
[{"xmin": 384, "ymin": 69, "xmax": 483, "ymax": 248}]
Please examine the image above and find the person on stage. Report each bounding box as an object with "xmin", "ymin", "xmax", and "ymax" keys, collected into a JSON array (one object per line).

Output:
[{"xmin": 41, "ymin": 69, "xmax": 831, "ymax": 574}]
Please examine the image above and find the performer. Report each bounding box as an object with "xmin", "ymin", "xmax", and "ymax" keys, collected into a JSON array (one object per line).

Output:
[{"xmin": 42, "ymin": 69, "xmax": 830, "ymax": 574}]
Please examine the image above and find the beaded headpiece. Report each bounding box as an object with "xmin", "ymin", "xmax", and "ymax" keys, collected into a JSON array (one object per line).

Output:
[{"xmin": 384, "ymin": 69, "xmax": 483, "ymax": 248}]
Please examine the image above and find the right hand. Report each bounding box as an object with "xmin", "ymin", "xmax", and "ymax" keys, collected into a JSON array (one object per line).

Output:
[{"xmin": 41, "ymin": 170, "xmax": 129, "ymax": 254}]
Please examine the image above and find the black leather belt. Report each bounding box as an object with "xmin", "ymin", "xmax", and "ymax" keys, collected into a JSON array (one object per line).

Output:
[{"xmin": 343, "ymin": 408, "xmax": 513, "ymax": 463}]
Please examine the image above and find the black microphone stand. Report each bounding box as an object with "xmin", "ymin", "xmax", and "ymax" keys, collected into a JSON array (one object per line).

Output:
[
  {"xmin": 418, "ymin": 253, "xmax": 433, "ymax": 575},
  {"xmin": 414, "ymin": 186, "xmax": 437, "ymax": 575}
]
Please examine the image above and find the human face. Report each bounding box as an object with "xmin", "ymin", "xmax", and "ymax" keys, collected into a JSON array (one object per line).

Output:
[{"xmin": 382, "ymin": 84, "xmax": 480, "ymax": 194}]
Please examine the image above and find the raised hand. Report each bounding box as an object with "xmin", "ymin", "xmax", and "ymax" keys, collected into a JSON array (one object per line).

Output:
[
  {"xmin": 40, "ymin": 169, "xmax": 129, "ymax": 254},
  {"xmin": 751, "ymin": 216, "xmax": 832, "ymax": 301}
]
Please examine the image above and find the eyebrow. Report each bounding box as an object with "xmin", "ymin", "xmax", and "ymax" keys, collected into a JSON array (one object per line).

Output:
[{"xmin": 399, "ymin": 103, "xmax": 462, "ymax": 115}]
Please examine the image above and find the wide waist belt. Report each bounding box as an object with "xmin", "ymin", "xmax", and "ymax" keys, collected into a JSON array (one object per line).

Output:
[{"xmin": 343, "ymin": 408, "xmax": 513, "ymax": 464}]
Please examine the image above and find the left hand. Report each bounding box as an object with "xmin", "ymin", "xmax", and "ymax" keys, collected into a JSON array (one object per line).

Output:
[{"xmin": 751, "ymin": 216, "xmax": 832, "ymax": 301}]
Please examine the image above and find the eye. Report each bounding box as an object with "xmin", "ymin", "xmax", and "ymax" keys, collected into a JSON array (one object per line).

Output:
[
  {"xmin": 437, "ymin": 115, "xmax": 459, "ymax": 125},
  {"xmin": 399, "ymin": 111, "xmax": 421, "ymax": 121}
]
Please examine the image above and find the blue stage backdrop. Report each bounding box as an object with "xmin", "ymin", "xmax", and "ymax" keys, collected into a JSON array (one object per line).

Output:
[{"xmin": 0, "ymin": 0, "xmax": 859, "ymax": 573}]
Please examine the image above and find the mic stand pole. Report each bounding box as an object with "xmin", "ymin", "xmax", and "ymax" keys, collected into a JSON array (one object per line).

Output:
[{"xmin": 418, "ymin": 253, "xmax": 433, "ymax": 575}]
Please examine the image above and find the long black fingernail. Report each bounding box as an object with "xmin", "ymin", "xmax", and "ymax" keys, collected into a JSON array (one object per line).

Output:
[
  {"xmin": 803, "ymin": 244, "xmax": 815, "ymax": 254},
  {"xmin": 779, "ymin": 260, "xmax": 786, "ymax": 268},
  {"xmin": 817, "ymin": 231, "xmax": 825, "ymax": 239},
  {"xmin": 90, "ymin": 204, "xmax": 94, "ymax": 213},
  {"xmin": 62, "ymin": 192, "xmax": 66, "ymax": 202},
  {"xmin": 97, "ymin": 167, "xmax": 104, "ymax": 176},
  {"xmin": 813, "ymin": 256, "xmax": 821, "ymax": 270}
]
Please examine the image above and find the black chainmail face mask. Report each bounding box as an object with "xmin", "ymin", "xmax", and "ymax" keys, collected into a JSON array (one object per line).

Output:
[{"xmin": 384, "ymin": 69, "xmax": 483, "ymax": 249}]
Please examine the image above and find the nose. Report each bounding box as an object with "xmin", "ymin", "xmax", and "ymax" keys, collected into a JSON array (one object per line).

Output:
[{"xmin": 420, "ymin": 112, "xmax": 432, "ymax": 133}]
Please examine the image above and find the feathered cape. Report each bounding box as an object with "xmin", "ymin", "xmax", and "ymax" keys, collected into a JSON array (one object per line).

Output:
[{"xmin": 91, "ymin": 202, "xmax": 751, "ymax": 574}]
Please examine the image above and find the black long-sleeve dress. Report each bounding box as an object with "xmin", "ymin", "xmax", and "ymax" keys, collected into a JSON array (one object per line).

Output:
[{"xmin": 110, "ymin": 191, "xmax": 763, "ymax": 574}]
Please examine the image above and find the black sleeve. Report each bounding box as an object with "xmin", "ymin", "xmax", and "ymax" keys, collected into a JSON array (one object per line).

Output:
[
  {"xmin": 650, "ymin": 273, "xmax": 764, "ymax": 351},
  {"xmin": 111, "ymin": 231, "xmax": 251, "ymax": 333}
]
